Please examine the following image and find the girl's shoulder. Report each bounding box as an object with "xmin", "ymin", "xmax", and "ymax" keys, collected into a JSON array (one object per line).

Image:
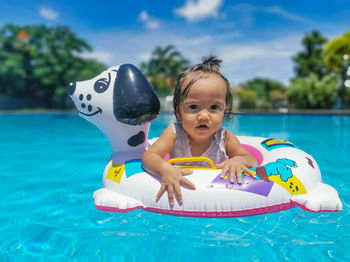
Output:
[
  {"xmin": 163, "ymin": 124, "xmax": 175, "ymax": 133},
  {"xmin": 223, "ymin": 129, "xmax": 239, "ymax": 145},
  {"xmin": 158, "ymin": 124, "xmax": 177, "ymax": 141},
  {"xmin": 223, "ymin": 128, "xmax": 232, "ymax": 139},
  {"xmin": 160, "ymin": 123, "xmax": 183, "ymax": 142},
  {"xmin": 169, "ymin": 122, "xmax": 184, "ymax": 135}
]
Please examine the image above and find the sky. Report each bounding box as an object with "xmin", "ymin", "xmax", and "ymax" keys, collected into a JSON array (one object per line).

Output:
[{"xmin": 1, "ymin": 0, "xmax": 349, "ymax": 85}]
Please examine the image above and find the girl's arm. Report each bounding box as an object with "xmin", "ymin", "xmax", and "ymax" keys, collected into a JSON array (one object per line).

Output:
[
  {"xmin": 142, "ymin": 125, "xmax": 195, "ymax": 206},
  {"xmin": 217, "ymin": 131, "xmax": 258, "ymax": 184}
]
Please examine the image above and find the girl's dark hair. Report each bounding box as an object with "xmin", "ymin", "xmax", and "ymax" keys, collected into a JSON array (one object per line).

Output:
[{"xmin": 173, "ymin": 56, "xmax": 233, "ymax": 121}]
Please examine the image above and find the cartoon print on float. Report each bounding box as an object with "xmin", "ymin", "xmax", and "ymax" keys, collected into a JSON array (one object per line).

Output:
[
  {"xmin": 209, "ymin": 134, "xmax": 308, "ymax": 198},
  {"xmin": 261, "ymin": 138, "xmax": 297, "ymax": 151},
  {"xmin": 106, "ymin": 159, "xmax": 146, "ymax": 184},
  {"xmin": 209, "ymin": 158, "xmax": 306, "ymax": 197},
  {"xmin": 306, "ymin": 157, "xmax": 315, "ymax": 168}
]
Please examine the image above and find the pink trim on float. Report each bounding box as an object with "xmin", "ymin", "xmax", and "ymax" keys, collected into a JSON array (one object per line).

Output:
[
  {"xmin": 95, "ymin": 205, "xmax": 143, "ymax": 213},
  {"xmin": 241, "ymin": 144, "xmax": 264, "ymax": 165},
  {"xmin": 144, "ymin": 202, "xmax": 292, "ymax": 217},
  {"xmin": 96, "ymin": 201, "xmax": 340, "ymax": 217},
  {"xmin": 164, "ymin": 154, "xmax": 170, "ymax": 161},
  {"xmin": 290, "ymin": 201, "xmax": 341, "ymax": 213}
]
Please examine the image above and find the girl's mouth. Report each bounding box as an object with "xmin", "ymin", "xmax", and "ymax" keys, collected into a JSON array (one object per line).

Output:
[{"xmin": 196, "ymin": 124, "xmax": 209, "ymax": 130}]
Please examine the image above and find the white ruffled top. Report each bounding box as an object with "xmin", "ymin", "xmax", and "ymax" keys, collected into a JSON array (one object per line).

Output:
[{"xmin": 169, "ymin": 122, "xmax": 228, "ymax": 166}]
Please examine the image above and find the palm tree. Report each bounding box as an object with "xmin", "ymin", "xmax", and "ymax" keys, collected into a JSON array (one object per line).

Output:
[
  {"xmin": 140, "ymin": 45, "xmax": 189, "ymax": 95},
  {"xmin": 324, "ymin": 32, "xmax": 350, "ymax": 108},
  {"xmin": 140, "ymin": 45, "xmax": 189, "ymax": 79},
  {"xmin": 324, "ymin": 32, "xmax": 350, "ymax": 71}
]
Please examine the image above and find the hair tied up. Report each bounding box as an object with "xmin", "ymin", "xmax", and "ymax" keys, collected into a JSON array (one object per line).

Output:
[{"xmin": 201, "ymin": 56, "xmax": 222, "ymax": 72}]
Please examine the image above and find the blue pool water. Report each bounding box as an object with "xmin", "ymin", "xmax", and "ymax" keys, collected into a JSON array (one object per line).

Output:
[{"xmin": 0, "ymin": 113, "xmax": 349, "ymax": 261}]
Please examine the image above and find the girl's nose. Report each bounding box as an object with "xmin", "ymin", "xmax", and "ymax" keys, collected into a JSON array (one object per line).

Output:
[{"xmin": 198, "ymin": 110, "xmax": 209, "ymax": 120}]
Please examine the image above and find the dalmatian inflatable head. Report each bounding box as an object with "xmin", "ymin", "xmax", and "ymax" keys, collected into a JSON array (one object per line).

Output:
[{"xmin": 68, "ymin": 64, "xmax": 160, "ymax": 159}]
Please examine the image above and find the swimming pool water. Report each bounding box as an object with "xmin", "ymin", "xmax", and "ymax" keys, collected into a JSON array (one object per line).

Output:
[{"xmin": 0, "ymin": 113, "xmax": 349, "ymax": 261}]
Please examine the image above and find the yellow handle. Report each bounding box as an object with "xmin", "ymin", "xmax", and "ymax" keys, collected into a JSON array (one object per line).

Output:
[{"xmin": 168, "ymin": 157, "xmax": 217, "ymax": 169}]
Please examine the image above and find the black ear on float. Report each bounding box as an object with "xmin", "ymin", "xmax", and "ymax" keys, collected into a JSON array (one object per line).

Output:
[{"xmin": 113, "ymin": 64, "xmax": 160, "ymax": 125}]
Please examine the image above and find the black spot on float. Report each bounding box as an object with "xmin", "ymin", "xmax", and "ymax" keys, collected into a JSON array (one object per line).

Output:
[{"xmin": 127, "ymin": 131, "xmax": 146, "ymax": 147}]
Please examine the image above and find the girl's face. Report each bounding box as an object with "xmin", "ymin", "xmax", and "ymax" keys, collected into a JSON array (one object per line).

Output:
[{"xmin": 176, "ymin": 74, "xmax": 227, "ymax": 143}]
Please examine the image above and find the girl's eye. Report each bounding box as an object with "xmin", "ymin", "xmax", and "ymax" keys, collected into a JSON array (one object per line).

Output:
[
  {"xmin": 189, "ymin": 105, "xmax": 198, "ymax": 110},
  {"xmin": 211, "ymin": 105, "xmax": 219, "ymax": 110}
]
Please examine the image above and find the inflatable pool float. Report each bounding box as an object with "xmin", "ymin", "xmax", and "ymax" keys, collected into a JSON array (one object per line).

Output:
[{"xmin": 68, "ymin": 64, "xmax": 342, "ymax": 217}]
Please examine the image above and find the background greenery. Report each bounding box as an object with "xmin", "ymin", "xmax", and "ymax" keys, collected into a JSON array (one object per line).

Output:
[
  {"xmin": 0, "ymin": 24, "xmax": 105, "ymax": 109},
  {"xmin": 0, "ymin": 23, "xmax": 349, "ymax": 110}
]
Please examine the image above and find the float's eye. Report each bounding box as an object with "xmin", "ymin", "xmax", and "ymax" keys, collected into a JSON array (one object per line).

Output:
[{"xmin": 94, "ymin": 73, "xmax": 111, "ymax": 93}]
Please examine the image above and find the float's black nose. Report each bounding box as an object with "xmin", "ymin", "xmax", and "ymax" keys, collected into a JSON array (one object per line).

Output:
[{"xmin": 113, "ymin": 64, "xmax": 160, "ymax": 125}]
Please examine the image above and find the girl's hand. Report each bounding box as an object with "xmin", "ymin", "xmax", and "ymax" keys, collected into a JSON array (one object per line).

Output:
[
  {"xmin": 217, "ymin": 158, "xmax": 256, "ymax": 184},
  {"xmin": 156, "ymin": 165, "xmax": 195, "ymax": 206}
]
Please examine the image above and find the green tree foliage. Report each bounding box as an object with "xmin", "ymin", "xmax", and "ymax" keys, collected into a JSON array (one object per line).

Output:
[
  {"xmin": 292, "ymin": 30, "xmax": 329, "ymax": 79},
  {"xmin": 0, "ymin": 23, "xmax": 106, "ymax": 108},
  {"xmin": 235, "ymin": 78, "xmax": 287, "ymax": 109},
  {"xmin": 345, "ymin": 88, "xmax": 350, "ymax": 107},
  {"xmin": 288, "ymin": 74, "xmax": 338, "ymax": 109},
  {"xmin": 140, "ymin": 45, "xmax": 189, "ymax": 95},
  {"xmin": 324, "ymin": 31, "xmax": 350, "ymax": 108},
  {"xmin": 235, "ymin": 89, "xmax": 258, "ymax": 109},
  {"xmin": 140, "ymin": 45, "xmax": 189, "ymax": 78},
  {"xmin": 324, "ymin": 32, "xmax": 350, "ymax": 71}
]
